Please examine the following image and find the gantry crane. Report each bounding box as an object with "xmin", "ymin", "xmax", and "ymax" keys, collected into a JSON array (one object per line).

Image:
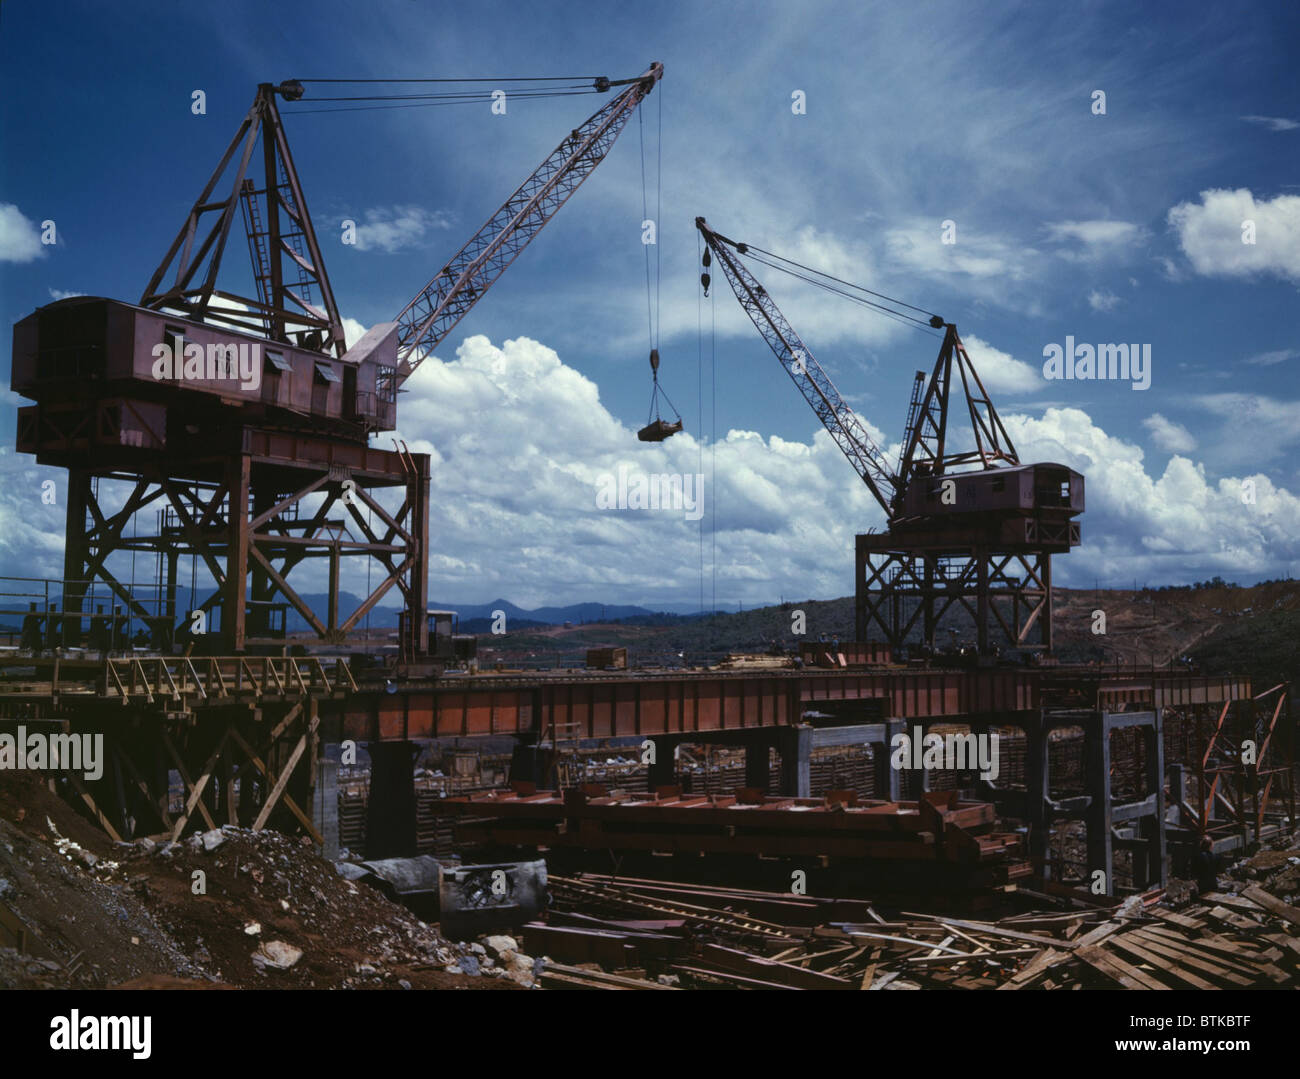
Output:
[
  {"xmin": 695, "ymin": 217, "xmax": 1083, "ymax": 656},
  {"xmin": 11, "ymin": 65, "xmax": 663, "ymax": 656}
]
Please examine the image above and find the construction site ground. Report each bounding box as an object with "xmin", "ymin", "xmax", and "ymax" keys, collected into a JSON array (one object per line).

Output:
[
  {"xmin": 0, "ymin": 770, "xmax": 519, "ymax": 990},
  {"xmin": 3, "ymin": 760, "xmax": 1298, "ymax": 990}
]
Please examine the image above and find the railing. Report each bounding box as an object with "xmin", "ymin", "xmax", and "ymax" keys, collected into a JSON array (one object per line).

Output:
[
  {"xmin": 0, "ymin": 575, "xmax": 173, "ymax": 653},
  {"xmin": 103, "ymin": 655, "xmax": 357, "ymax": 704}
]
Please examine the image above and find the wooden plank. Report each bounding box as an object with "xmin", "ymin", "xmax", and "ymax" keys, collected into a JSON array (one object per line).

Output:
[
  {"xmin": 1264, "ymin": 933, "xmax": 1300, "ymax": 961},
  {"xmin": 65, "ymin": 771, "xmax": 123, "ymax": 843},
  {"xmin": 537, "ymin": 961, "xmax": 675, "ymax": 989},
  {"xmin": 698, "ymin": 944, "xmax": 854, "ymax": 989},
  {"xmin": 824, "ymin": 946, "xmax": 866, "ymax": 974},
  {"xmin": 998, "ymin": 948, "xmax": 1065, "ymax": 990},
  {"xmin": 860, "ymin": 947, "xmax": 881, "ymax": 990},
  {"xmin": 1073, "ymin": 920, "xmax": 1126, "ymax": 948},
  {"xmin": 1204, "ymin": 905, "xmax": 1265, "ymax": 932},
  {"xmin": 901, "ymin": 915, "xmax": 1073, "ymax": 950},
  {"xmin": 848, "ymin": 932, "xmax": 971, "ymax": 956},
  {"xmin": 1202, "ymin": 891, "xmax": 1264, "ymax": 912},
  {"xmin": 250, "ymin": 714, "xmax": 318, "ymax": 832},
  {"xmin": 1243, "ymin": 885, "xmax": 1300, "ymax": 929},
  {"xmin": 1137, "ymin": 926, "xmax": 1271, "ymax": 973},
  {"xmin": 226, "ymin": 727, "xmax": 322, "ymax": 844},
  {"xmin": 1152, "ymin": 909, "xmax": 1206, "ymax": 930},
  {"xmin": 905, "ymin": 946, "xmax": 1037, "ymax": 965},
  {"xmin": 163, "ymin": 728, "xmax": 223, "ymax": 838},
  {"xmin": 265, "ymin": 701, "xmax": 304, "ymax": 744},
  {"xmin": 939, "ymin": 924, "xmax": 993, "ymax": 954},
  {"xmin": 670, "ymin": 962, "xmax": 804, "ymax": 990},
  {"xmin": 1110, "ymin": 934, "xmax": 1243, "ymax": 988},
  {"xmin": 1076, "ymin": 944, "xmax": 1169, "ymax": 990}
]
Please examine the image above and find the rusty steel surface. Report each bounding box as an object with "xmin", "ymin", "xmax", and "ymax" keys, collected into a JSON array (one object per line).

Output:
[
  {"xmin": 339, "ymin": 665, "xmax": 1251, "ymax": 742},
  {"xmin": 431, "ymin": 785, "xmax": 1022, "ymax": 864}
]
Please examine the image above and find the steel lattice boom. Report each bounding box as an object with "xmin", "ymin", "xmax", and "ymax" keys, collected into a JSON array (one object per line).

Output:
[
  {"xmin": 696, "ymin": 217, "xmax": 898, "ymax": 517},
  {"xmin": 394, "ymin": 63, "xmax": 664, "ymax": 383}
]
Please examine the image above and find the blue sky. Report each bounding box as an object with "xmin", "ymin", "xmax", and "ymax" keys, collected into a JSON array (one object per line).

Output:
[{"xmin": 2, "ymin": 0, "xmax": 1299, "ymax": 611}]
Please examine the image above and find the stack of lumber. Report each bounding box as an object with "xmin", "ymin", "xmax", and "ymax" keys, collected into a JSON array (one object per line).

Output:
[
  {"xmin": 997, "ymin": 886, "xmax": 1300, "ymax": 991},
  {"xmin": 532, "ymin": 873, "xmax": 1300, "ymax": 990}
]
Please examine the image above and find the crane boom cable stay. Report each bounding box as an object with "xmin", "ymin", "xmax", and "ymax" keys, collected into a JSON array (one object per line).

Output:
[
  {"xmin": 739, "ymin": 250, "xmax": 939, "ymax": 334},
  {"xmin": 740, "ymin": 242, "xmax": 938, "ymax": 319},
  {"xmin": 292, "ymin": 74, "xmax": 605, "ymax": 83},
  {"xmin": 282, "ymin": 74, "xmax": 615, "ymax": 113},
  {"xmin": 290, "ymin": 85, "xmax": 597, "ymax": 101},
  {"xmin": 288, "ymin": 92, "xmax": 602, "ymax": 115}
]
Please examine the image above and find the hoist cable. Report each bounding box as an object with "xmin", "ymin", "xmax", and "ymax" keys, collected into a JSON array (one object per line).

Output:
[
  {"xmin": 293, "ymin": 75, "xmax": 603, "ymax": 84},
  {"xmin": 655, "ymin": 84, "xmax": 662, "ymax": 351},
  {"xmin": 697, "ymin": 229, "xmax": 705, "ymax": 616},
  {"xmin": 740, "ymin": 249, "xmax": 939, "ymax": 333},
  {"xmin": 639, "ymin": 105, "xmax": 654, "ymax": 351},
  {"xmin": 741, "ymin": 241, "xmax": 938, "ymax": 319},
  {"xmin": 287, "ymin": 90, "xmax": 599, "ymax": 115},
  {"xmin": 293, "ymin": 84, "xmax": 596, "ymax": 101}
]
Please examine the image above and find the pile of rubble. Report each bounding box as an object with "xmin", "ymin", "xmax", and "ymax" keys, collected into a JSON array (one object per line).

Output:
[{"xmin": 0, "ymin": 771, "xmax": 524, "ymax": 989}]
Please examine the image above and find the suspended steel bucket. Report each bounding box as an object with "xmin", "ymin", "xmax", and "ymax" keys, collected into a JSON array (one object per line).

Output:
[
  {"xmin": 637, "ymin": 418, "xmax": 683, "ymax": 442},
  {"xmin": 638, "ymin": 348, "xmax": 683, "ymax": 441}
]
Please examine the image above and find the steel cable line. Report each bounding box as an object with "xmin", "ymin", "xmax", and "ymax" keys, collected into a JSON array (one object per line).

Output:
[{"xmin": 739, "ymin": 249, "xmax": 939, "ymax": 334}]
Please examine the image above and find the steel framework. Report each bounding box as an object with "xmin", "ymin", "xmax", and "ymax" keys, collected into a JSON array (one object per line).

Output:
[
  {"xmin": 855, "ymin": 538, "xmax": 1053, "ymax": 653},
  {"xmin": 52, "ymin": 432, "xmax": 429, "ymax": 654}
]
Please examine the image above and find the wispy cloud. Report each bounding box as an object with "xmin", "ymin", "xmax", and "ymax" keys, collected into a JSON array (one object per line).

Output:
[
  {"xmin": 1241, "ymin": 115, "xmax": 1298, "ymax": 132},
  {"xmin": 1088, "ymin": 288, "xmax": 1121, "ymax": 312},
  {"xmin": 1043, "ymin": 220, "xmax": 1143, "ymax": 262},
  {"xmin": 1244, "ymin": 348, "xmax": 1299, "ymax": 366},
  {"xmin": 1143, "ymin": 412, "xmax": 1196, "ymax": 453},
  {"xmin": 348, "ymin": 205, "xmax": 454, "ymax": 253}
]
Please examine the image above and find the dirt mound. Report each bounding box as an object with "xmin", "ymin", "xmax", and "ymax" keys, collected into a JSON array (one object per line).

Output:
[{"xmin": 0, "ymin": 770, "xmax": 520, "ymax": 989}]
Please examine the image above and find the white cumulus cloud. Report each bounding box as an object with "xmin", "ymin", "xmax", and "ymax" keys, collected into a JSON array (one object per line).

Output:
[
  {"xmin": 0, "ymin": 204, "xmax": 45, "ymax": 263},
  {"xmin": 1167, "ymin": 188, "xmax": 1300, "ymax": 282},
  {"xmin": 960, "ymin": 335, "xmax": 1040, "ymax": 395}
]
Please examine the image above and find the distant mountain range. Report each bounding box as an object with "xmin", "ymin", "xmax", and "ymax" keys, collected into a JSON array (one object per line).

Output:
[
  {"xmin": 430, "ymin": 599, "xmax": 683, "ymax": 631},
  {"xmin": 0, "ymin": 586, "xmax": 716, "ymax": 633}
]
